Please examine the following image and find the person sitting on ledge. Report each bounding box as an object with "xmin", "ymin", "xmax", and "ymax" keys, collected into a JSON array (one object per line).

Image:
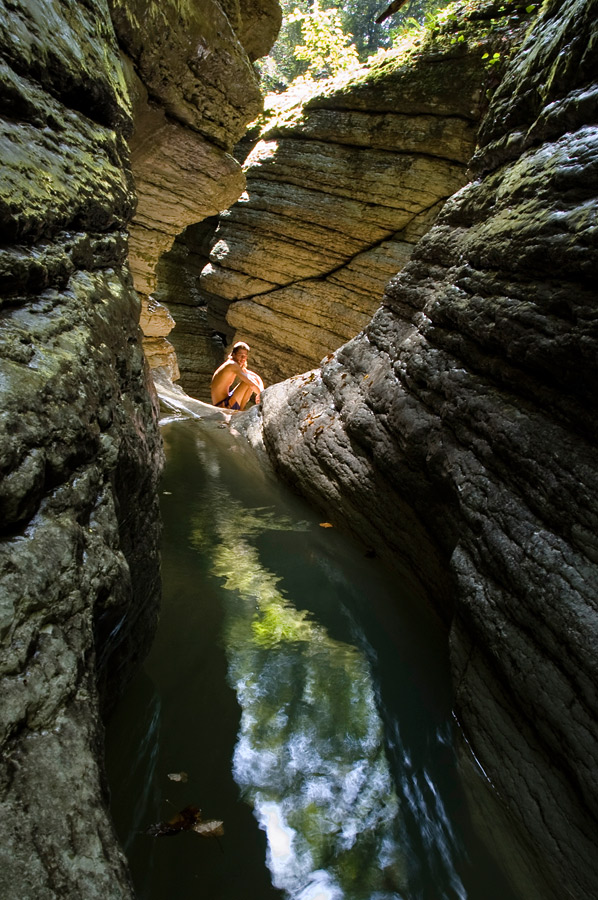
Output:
[{"xmin": 211, "ymin": 340, "xmax": 264, "ymax": 411}]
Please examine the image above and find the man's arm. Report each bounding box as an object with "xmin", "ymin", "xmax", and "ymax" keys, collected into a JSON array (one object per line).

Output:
[
  {"xmin": 231, "ymin": 361, "xmax": 262, "ymax": 391},
  {"xmin": 245, "ymin": 368, "xmax": 264, "ymax": 391}
]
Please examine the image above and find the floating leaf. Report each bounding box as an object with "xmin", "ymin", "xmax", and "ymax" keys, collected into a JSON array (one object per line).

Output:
[
  {"xmin": 167, "ymin": 771, "xmax": 188, "ymax": 782},
  {"xmin": 146, "ymin": 805, "xmax": 201, "ymax": 837},
  {"xmin": 146, "ymin": 805, "xmax": 224, "ymax": 839},
  {"xmin": 192, "ymin": 819, "xmax": 225, "ymax": 838}
]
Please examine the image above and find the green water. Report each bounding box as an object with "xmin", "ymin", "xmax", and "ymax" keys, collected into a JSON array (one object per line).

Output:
[{"xmin": 105, "ymin": 416, "xmax": 519, "ymax": 900}]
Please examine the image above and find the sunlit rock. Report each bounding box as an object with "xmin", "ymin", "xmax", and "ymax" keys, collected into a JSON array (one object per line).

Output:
[
  {"xmin": 124, "ymin": 81, "xmax": 245, "ymax": 298},
  {"xmin": 139, "ymin": 297, "xmax": 175, "ymax": 338},
  {"xmin": 141, "ymin": 337, "xmax": 180, "ymax": 383},
  {"xmin": 107, "ymin": 0, "xmax": 282, "ymax": 354},
  {"xmin": 139, "ymin": 297, "xmax": 179, "ymax": 381},
  {"xmin": 200, "ymin": 1, "xmax": 528, "ymax": 386}
]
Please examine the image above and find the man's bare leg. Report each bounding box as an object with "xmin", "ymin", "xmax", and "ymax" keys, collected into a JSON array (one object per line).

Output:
[
  {"xmin": 231, "ymin": 382, "xmax": 253, "ymax": 410},
  {"xmin": 247, "ymin": 370, "xmax": 263, "ymax": 402}
]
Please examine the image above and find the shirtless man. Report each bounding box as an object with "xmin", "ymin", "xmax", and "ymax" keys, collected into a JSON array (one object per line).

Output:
[{"xmin": 211, "ymin": 341, "xmax": 264, "ymax": 411}]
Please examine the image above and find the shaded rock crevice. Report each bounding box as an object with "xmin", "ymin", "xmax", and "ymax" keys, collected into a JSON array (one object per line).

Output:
[{"xmin": 153, "ymin": 218, "xmax": 225, "ymax": 401}]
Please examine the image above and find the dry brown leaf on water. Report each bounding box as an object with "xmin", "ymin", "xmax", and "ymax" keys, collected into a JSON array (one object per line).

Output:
[
  {"xmin": 146, "ymin": 805, "xmax": 224, "ymax": 839},
  {"xmin": 192, "ymin": 819, "xmax": 225, "ymax": 837},
  {"xmin": 145, "ymin": 804, "xmax": 201, "ymax": 837}
]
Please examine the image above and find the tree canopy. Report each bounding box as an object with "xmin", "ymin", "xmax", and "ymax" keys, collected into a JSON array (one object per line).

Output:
[{"xmin": 257, "ymin": 0, "xmax": 447, "ymax": 92}]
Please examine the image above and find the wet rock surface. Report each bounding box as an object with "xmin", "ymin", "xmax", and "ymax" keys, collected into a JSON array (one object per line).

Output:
[
  {"xmin": 200, "ymin": 0, "xmax": 529, "ymax": 386},
  {"xmin": 244, "ymin": 0, "xmax": 598, "ymax": 895},
  {"xmin": 0, "ymin": 2, "xmax": 159, "ymax": 897}
]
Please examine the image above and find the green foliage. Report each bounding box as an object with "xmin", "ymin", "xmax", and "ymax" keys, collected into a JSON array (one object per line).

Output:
[
  {"xmin": 482, "ymin": 49, "xmax": 502, "ymax": 66},
  {"xmin": 337, "ymin": 0, "xmax": 390, "ymax": 57},
  {"xmin": 257, "ymin": 0, "xmax": 445, "ymax": 92},
  {"xmin": 289, "ymin": 0, "xmax": 360, "ymax": 81},
  {"xmin": 256, "ymin": 0, "xmax": 308, "ymax": 90}
]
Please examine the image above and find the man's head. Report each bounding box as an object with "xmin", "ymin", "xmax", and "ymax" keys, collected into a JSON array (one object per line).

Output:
[{"xmin": 231, "ymin": 341, "xmax": 250, "ymax": 366}]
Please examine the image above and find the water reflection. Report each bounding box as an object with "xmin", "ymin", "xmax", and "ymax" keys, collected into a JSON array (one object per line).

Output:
[
  {"xmin": 189, "ymin": 474, "xmax": 453, "ymax": 900},
  {"xmin": 106, "ymin": 419, "xmax": 521, "ymax": 900}
]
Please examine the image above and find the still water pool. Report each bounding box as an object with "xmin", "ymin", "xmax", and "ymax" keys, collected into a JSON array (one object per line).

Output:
[{"xmin": 105, "ymin": 416, "xmax": 519, "ymax": 900}]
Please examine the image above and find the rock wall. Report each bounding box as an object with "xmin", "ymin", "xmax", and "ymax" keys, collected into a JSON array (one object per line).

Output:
[
  {"xmin": 0, "ymin": 0, "xmax": 283, "ymax": 895},
  {"xmin": 153, "ymin": 220, "xmax": 225, "ymax": 402},
  {"xmin": 107, "ymin": 0, "xmax": 281, "ymax": 379},
  {"xmin": 0, "ymin": 2, "xmax": 163, "ymax": 897},
  {"xmin": 242, "ymin": 0, "xmax": 598, "ymax": 896},
  {"xmin": 200, "ymin": 1, "xmax": 529, "ymax": 386}
]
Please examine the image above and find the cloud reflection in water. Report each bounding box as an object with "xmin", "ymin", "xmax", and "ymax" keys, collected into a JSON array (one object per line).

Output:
[{"xmin": 193, "ymin": 495, "xmax": 406, "ymax": 899}]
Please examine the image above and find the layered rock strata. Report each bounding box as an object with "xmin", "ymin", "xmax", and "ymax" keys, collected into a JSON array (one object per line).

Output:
[
  {"xmin": 107, "ymin": 0, "xmax": 281, "ymax": 378},
  {"xmin": 242, "ymin": 0, "xmax": 598, "ymax": 896},
  {"xmin": 153, "ymin": 220, "xmax": 225, "ymax": 402},
  {"xmin": 139, "ymin": 296, "xmax": 180, "ymax": 382},
  {"xmin": 200, "ymin": 2, "xmax": 527, "ymax": 386}
]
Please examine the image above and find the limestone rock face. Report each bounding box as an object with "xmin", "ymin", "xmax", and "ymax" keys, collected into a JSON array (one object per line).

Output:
[
  {"xmin": 0, "ymin": 2, "xmax": 162, "ymax": 897},
  {"xmin": 200, "ymin": 2, "xmax": 527, "ymax": 386},
  {"xmin": 120, "ymin": 61, "xmax": 246, "ymax": 301},
  {"xmin": 245, "ymin": 0, "xmax": 598, "ymax": 895},
  {"xmin": 108, "ymin": 0, "xmax": 279, "ymax": 145},
  {"xmin": 139, "ymin": 297, "xmax": 180, "ymax": 382},
  {"xmin": 107, "ymin": 0, "xmax": 281, "ymax": 307},
  {"xmin": 154, "ymin": 221, "xmax": 225, "ymax": 402}
]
